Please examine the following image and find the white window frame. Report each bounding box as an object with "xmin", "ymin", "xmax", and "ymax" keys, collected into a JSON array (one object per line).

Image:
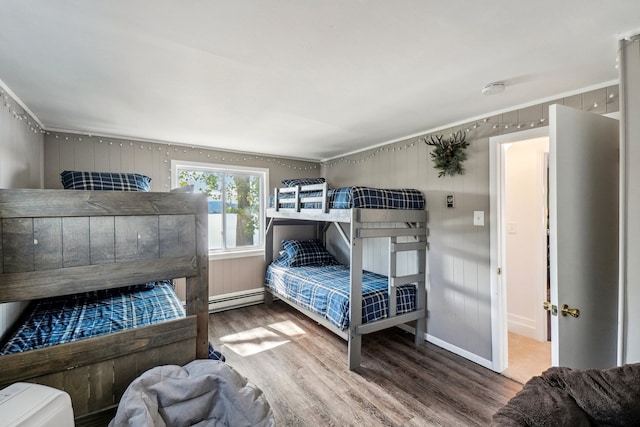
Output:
[{"xmin": 171, "ymin": 159, "xmax": 268, "ymax": 260}]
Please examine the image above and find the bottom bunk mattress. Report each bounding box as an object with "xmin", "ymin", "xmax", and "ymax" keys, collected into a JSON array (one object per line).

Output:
[
  {"xmin": 265, "ymin": 263, "xmax": 417, "ymax": 330},
  {"xmin": 0, "ymin": 280, "xmax": 184, "ymax": 355}
]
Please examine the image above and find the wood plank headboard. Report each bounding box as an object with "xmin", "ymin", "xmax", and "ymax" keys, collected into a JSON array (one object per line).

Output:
[
  {"xmin": 0, "ymin": 190, "xmax": 207, "ymax": 301},
  {"xmin": 0, "ymin": 189, "xmax": 210, "ymax": 421}
]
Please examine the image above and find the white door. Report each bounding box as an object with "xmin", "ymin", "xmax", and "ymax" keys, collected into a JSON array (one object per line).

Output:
[{"xmin": 549, "ymin": 104, "xmax": 619, "ymax": 369}]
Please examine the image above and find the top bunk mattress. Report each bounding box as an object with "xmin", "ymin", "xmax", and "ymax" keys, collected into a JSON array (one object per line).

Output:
[
  {"xmin": 0, "ymin": 280, "xmax": 184, "ymax": 355},
  {"xmin": 270, "ymin": 186, "xmax": 425, "ymax": 210}
]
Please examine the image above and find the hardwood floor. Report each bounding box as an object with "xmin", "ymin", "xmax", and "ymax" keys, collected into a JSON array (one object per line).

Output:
[{"xmin": 208, "ymin": 302, "xmax": 522, "ymax": 426}]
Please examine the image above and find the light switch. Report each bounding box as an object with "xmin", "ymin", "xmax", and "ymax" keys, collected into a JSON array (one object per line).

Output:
[{"xmin": 473, "ymin": 211, "xmax": 484, "ymax": 226}]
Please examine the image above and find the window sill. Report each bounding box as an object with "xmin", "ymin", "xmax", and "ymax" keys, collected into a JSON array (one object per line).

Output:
[{"xmin": 208, "ymin": 248, "xmax": 265, "ymax": 261}]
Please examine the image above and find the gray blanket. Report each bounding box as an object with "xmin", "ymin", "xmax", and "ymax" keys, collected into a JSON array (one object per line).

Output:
[
  {"xmin": 109, "ymin": 360, "xmax": 275, "ymax": 427},
  {"xmin": 492, "ymin": 363, "xmax": 640, "ymax": 426}
]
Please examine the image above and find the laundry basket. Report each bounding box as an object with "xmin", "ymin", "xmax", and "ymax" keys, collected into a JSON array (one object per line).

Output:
[{"xmin": 109, "ymin": 360, "xmax": 274, "ymax": 427}]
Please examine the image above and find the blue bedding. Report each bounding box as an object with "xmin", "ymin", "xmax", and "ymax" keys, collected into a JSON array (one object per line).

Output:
[
  {"xmin": 0, "ymin": 281, "xmax": 184, "ymax": 355},
  {"xmin": 271, "ymin": 186, "xmax": 425, "ymax": 210},
  {"xmin": 265, "ymin": 262, "xmax": 417, "ymax": 330},
  {"xmin": 60, "ymin": 170, "xmax": 151, "ymax": 192}
]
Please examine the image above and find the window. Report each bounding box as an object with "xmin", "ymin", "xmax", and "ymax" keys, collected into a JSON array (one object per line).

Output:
[{"xmin": 172, "ymin": 160, "xmax": 267, "ymax": 255}]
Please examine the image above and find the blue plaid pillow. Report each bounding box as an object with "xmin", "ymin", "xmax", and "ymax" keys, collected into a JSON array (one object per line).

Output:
[
  {"xmin": 271, "ymin": 252, "xmax": 291, "ymax": 267},
  {"xmin": 61, "ymin": 170, "xmax": 151, "ymax": 191},
  {"xmin": 281, "ymin": 177, "xmax": 325, "ymax": 187},
  {"xmin": 281, "ymin": 239, "xmax": 338, "ymax": 267}
]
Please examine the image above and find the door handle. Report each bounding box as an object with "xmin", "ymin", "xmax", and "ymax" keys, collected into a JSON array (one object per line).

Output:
[
  {"xmin": 543, "ymin": 301, "xmax": 558, "ymax": 316},
  {"xmin": 561, "ymin": 304, "xmax": 580, "ymax": 318}
]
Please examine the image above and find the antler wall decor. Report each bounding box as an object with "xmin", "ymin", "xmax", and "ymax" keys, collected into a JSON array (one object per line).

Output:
[{"xmin": 421, "ymin": 130, "xmax": 469, "ymax": 177}]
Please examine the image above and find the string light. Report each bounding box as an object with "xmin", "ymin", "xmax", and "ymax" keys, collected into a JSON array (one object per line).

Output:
[
  {"xmin": 321, "ymin": 115, "xmax": 551, "ymax": 168},
  {"xmin": 46, "ymin": 130, "xmax": 320, "ymax": 171},
  {"xmin": 2, "ymin": 84, "xmax": 617, "ymax": 171},
  {"xmin": 0, "ymin": 89, "xmax": 43, "ymax": 134}
]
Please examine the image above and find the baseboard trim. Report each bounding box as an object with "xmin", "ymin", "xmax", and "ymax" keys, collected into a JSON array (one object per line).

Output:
[
  {"xmin": 427, "ymin": 334, "xmax": 494, "ymax": 371},
  {"xmin": 395, "ymin": 324, "xmax": 494, "ymax": 371},
  {"xmin": 507, "ymin": 312, "xmax": 537, "ymax": 339},
  {"xmin": 208, "ymin": 288, "xmax": 265, "ymax": 313}
]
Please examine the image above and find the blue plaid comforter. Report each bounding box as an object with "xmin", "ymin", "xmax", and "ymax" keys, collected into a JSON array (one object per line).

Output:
[
  {"xmin": 265, "ymin": 263, "xmax": 417, "ymax": 330},
  {"xmin": 0, "ymin": 281, "xmax": 184, "ymax": 355},
  {"xmin": 271, "ymin": 186, "xmax": 425, "ymax": 210}
]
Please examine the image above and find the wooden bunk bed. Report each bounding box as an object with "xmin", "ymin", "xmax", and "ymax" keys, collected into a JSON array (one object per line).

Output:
[
  {"xmin": 0, "ymin": 188, "xmax": 209, "ymax": 425},
  {"xmin": 264, "ymin": 182, "xmax": 427, "ymax": 370}
]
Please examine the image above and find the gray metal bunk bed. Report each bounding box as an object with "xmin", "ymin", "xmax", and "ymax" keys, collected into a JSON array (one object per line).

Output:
[{"xmin": 264, "ymin": 182, "xmax": 427, "ymax": 370}]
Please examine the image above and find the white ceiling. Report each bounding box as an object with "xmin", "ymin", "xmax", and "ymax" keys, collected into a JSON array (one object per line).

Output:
[{"xmin": 1, "ymin": 1, "xmax": 639, "ymax": 161}]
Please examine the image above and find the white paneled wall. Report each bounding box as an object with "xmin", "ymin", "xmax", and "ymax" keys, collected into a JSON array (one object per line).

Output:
[
  {"xmin": 324, "ymin": 85, "xmax": 618, "ymax": 364},
  {"xmin": 358, "ymin": 224, "xmax": 418, "ymax": 277},
  {"xmin": 44, "ymin": 135, "xmax": 321, "ymax": 193},
  {"xmin": 43, "ymin": 133, "xmax": 321, "ymax": 298},
  {"xmin": 0, "ymin": 87, "xmax": 44, "ymax": 338}
]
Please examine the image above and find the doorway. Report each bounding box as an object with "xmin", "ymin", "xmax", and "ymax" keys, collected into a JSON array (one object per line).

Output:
[
  {"xmin": 489, "ymin": 127, "xmax": 551, "ymax": 382},
  {"xmin": 491, "ymin": 107, "xmax": 620, "ymax": 375}
]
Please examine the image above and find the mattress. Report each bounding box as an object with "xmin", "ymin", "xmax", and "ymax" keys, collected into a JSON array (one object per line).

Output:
[
  {"xmin": 271, "ymin": 186, "xmax": 425, "ymax": 210},
  {"xmin": 265, "ymin": 262, "xmax": 417, "ymax": 330},
  {"xmin": 0, "ymin": 281, "xmax": 184, "ymax": 355}
]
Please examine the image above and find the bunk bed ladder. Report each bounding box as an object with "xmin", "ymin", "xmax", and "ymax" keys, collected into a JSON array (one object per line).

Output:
[
  {"xmin": 388, "ymin": 237, "xmax": 399, "ymax": 319},
  {"xmin": 389, "ymin": 234, "xmax": 427, "ymax": 346}
]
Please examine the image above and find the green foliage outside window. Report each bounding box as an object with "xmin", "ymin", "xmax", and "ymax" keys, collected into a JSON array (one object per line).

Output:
[{"xmin": 178, "ymin": 168, "xmax": 262, "ymax": 250}]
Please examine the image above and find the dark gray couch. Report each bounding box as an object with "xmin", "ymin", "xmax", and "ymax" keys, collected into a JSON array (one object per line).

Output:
[{"xmin": 492, "ymin": 363, "xmax": 640, "ymax": 426}]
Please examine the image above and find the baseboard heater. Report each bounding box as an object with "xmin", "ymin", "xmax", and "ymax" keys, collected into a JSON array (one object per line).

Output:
[{"xmin": 207, "ymin": 288, "xmax": 266, "ymax": 313}]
